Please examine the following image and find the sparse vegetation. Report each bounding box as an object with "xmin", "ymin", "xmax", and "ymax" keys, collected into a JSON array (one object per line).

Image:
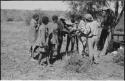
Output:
[
  {"xmin": 1, "ymin": 9, "xmax": 66, "ymax": 25},
  {"xmin": 64, "ymin": 54, "xmax": 91, "ymax": 73},
  {"xmin": 113, "ymin": 47, "xmax": 124, "ymax": 66},
  {"xmin": 1, "ymin": 8, "xmax": 124, "ymax": 80}
]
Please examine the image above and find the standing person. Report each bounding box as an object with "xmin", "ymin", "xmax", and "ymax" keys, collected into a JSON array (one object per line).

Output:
[
  {"xmin": 29, "ymin": 13, "xmax": 39, "ymax": 58},
  {"xmin": 75, "ymin": 19, "xmax": 79, "ymax": 52},
  {"xmin": 56, "ymin": 16, "xmax": 65, "ymax": 59},
  {"xmin": 35, "ymin": 16, "xmax": 50, "ymax": 64},
  {"xmin": 47, "ymin": 15, "xmax": 58, "ymax": 64},
  {"xmin": 76, "ymin": 15, "xmax": 89, "ymax": 55},
  {"xmin": 65, "ymin": 18, "xmax": 76, "ymax": 54},
  {"xmin": 84, "ymin": 14, "xmax": 100, "ymax": 64}
]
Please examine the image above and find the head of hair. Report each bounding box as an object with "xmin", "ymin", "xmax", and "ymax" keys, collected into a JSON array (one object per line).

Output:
[
  {"xmin": 52, "ymin": 15, "xmax": 58, "ymax": 21},
  {"xmin": 33, "ymin": 13, "xmax": 39, "ymax": 20},
  {"xmin": 42, "ymin": 16, "xmax": 49, "ymax": 25},
  {"xmin": 102, "ymin": 9, "xmax": 116, "ymax": 27},
  {"xmin": 71, "ymin": 18, "xmax": 75, "ymax": 23}
]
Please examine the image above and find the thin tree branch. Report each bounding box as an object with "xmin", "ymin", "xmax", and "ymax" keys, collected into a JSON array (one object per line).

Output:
[{"xmin": 115, "ymin": 6, "xmax": 124, "ymax": 26}]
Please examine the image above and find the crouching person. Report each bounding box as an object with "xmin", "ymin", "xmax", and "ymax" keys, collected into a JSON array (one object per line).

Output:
[{"xmin": 35, "ymin": 16, "xmax": 50, "ymax": 65}]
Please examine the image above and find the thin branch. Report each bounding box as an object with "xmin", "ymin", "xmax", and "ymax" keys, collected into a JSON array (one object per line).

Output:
[
  {"xmin": 115, "ymin": 0, "xmax": 119, "ymax": 19},
  {"xmin": 115, "ymin": 6, "xmax": 124, "ymax": 26}
]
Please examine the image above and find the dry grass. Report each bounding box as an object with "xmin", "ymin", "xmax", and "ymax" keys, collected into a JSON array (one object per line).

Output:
[{"xmin": 64, "ymin": 54, "xmax": 91, "ymax": 73}]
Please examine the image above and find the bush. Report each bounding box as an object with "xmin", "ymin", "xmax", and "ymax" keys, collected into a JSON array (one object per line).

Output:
[
  {"xmin": 64, "ymin": 54, "xmax": 91, "ymax": 73},
  {"xmin": 7, "ymin": 18, "xmax": 14, "ymax": 22}
]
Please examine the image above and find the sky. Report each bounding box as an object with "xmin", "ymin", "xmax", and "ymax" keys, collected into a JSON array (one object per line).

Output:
[
  {"xmin": 1, "ymin": 1, "xmax": 70, "ymax": 11},
  {"xmin": 1, "ymin": 1, "xmax": 122, "ymax": 13}
]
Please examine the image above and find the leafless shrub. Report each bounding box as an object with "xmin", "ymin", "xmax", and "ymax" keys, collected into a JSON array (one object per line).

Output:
[{"xmin": 7, "ymin": 18, "xmax": 15, "ymax": 22}]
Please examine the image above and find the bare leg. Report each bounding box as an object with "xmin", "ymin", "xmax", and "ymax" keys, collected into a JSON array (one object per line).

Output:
[
  {"xmin": 76, "ymin": 36, "xmax": 79, "ymax": 52},
  {"xmin": 71, "ymin": 37, "xmax": 75, "ymax": 52},
  {"xmin": 66, "ymin": 35, "xmax": 71, "ymax": 53},
  {"xmin": 57, "ymin": 36, "xmax": 63, "ymax": 59},
  {"xmin": 38, "ymin": 53, "xmax": 42, "ymax": 65}
]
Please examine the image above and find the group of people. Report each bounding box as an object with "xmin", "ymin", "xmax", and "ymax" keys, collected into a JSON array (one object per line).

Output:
[{"xmin": 29, "ymin": 8, "xmax": 115, "ymax": 65}]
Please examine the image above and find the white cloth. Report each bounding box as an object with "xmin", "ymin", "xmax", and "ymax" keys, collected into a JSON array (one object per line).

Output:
[
  {"xmin": 86, "ymin": 20, "xmax": 100, "ymax": 36},
  {"xmin": 78, "ymin": 20, "xmax": 90, "ymax": 34}
]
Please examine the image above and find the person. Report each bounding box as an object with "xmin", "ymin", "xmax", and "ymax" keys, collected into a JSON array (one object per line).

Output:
[
  {"xmin": 34, "ymin": 16, "xmax": 50, "ymax": 64},
  {"xmin": 65, "ymin": 18, "xmax": 76, "ymax": 54},
  {"xmin": 98, "ymin": 8, "xmax": 116, "ymax": 56},
  {"xmin": 56, "ymin": 16, "xmax": 65, "ymax": 59},
  {"xmin": 84, "ymin": 14, "xmax": 100, "ymax": 64},
  {"xmin": 47, "ymin": 15, "xmax": 59, "ymax": 63},
  {"xmin": 29, "ymin": 13, "xmax": 39, "ymax": 58},
  {"xmin": 74, "ymin": 18, "xmax": 79, "ymax": 52},
  {"xmin": 76, "ymin": 15, "xmax": 89, "ymax": 56}
]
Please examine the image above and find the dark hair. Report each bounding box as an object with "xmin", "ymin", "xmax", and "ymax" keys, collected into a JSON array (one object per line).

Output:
[
  {"xmin": 103, "ymin": 9, "xmax": 116, "ymax": 27},
  {"xmin": 71, "ymin": 18, "xmax": 75, "ymax": 23},
  {"xmin": 33, "ymin": 13, "xmax": 39, "ymax": 19},
  {"xmin": 52, "ymin": 15, "xmax": 58, "ymax": 21},
  {"xmin": 42, "ymin": 16, "xmax": 49, "ymax": 25},
  {"xmin": 75, "ymin": 15, "xmax": 82, "ymax": 21},
  {"xmin": 86, "ymin": 19, "xmax": 93, "ymax": 22}
]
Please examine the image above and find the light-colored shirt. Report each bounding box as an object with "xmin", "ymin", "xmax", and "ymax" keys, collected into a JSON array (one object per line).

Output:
[
  {"xmin": 47, "ymin": 22, "xmax": 58, "ymax": 44},
  {"xmin": 48, "ymin": 22, "xmax": 58, "ymax": 35},
  {"xmin": 86, "ymin": 20, "xmax": 100, "ymax": 36}
]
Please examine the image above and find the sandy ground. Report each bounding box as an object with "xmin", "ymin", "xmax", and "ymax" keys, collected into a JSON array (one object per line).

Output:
[{"xmin": 1, "ymin": 21, "xmax": 124, "ymax": 80}]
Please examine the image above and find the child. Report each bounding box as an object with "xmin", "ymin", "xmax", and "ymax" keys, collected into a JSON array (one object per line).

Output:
[{"xmin": 34, "ymin": 16, "xmax": 50, "ymax": 65}]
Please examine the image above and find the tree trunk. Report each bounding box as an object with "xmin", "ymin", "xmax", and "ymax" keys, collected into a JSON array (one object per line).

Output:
[
  {"xmin": 115, "ymin": 0, "xmax": 119, "ymax": 18},
  {"xmin": 100, "ymin": 31, "xmax": 112, "ymax": 56},
  {"xmin": 100, "ymin": 1, "xmax": 124, "ymax": 56}
]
